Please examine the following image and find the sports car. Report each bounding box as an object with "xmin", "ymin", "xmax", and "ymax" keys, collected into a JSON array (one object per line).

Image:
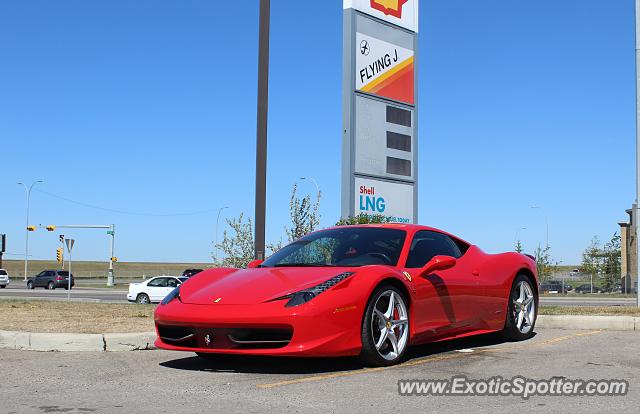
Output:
[{"xmin": 154, "ymin": 224, "xmax": 538, "ymax": 366}]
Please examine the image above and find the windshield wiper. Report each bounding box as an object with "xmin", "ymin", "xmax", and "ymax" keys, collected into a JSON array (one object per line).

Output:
[{"xmin": 273, "ymin": 263, "xmax": 337, "ymax": 267}]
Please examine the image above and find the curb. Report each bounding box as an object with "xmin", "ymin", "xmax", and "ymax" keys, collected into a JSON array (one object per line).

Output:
[
  {"xmin": 536, "ymin": 315, "xmax": 639, "ymax": 331},
  {"xmin": 0, "ymin": 330, "xmax": 156, "ymax": 352}
]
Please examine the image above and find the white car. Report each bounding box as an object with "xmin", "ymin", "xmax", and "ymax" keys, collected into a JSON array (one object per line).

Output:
[
  {"xmin": 0, "ymin": 269, "xmax": 9, "ymax": 288},
  {"xmin": 127, "ymin": 276, "xmax": 187, "ymax": 304}
]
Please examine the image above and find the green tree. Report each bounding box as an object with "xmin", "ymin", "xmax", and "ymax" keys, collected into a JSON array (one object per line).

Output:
[
  {"xmin": 534, "ymin": 244, "xmax": 558, "ymax": 281},
  {"xmin": 335, "ymin": 213, "xmax": 393, "ymax": 226},
  {"xmin": 285, "ymin": 183, "xmax": 321, "ymax": 242},
  {"xmin": 602, "ymin": 233, "xmax": 621, "ymax": 291},
  {"xmin": 214, "ymin": 213, "xmax": 255, "ymax": 268},
  {"xmin": 515, "ymin": 240, "xmax": 523, "ymax": 253},
  {"xmin": 581, "ymin": 236, "xmax": 604, "ymax": 279}
]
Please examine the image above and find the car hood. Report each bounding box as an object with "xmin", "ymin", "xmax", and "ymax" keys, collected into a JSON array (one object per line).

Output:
[{"xmin": 179, "ymin": 266, "xmax": 356, "ymax": 305}]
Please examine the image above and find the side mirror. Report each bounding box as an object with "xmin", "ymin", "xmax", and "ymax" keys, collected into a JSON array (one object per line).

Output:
[
  {"xmin": 247, "ymin": 259, "xmax": 264, "ymax": 269},
  {"xmin": 420, "ymin": 255, "xmax": 456, "ymax": 277}
]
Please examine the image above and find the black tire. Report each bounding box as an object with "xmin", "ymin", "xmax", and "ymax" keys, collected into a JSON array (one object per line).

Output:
[
  {"xmin": 0, "ymin": 285, "xmax": 6, "ymax": 288},
  {"xmin": 502, "ymin": 274, "xmax": 538, "ymax": 341},
  {"xmin": 359, "ymin": 285, "xmax": 410, "ymax": 367},
  {"xmin": 27, "ymin": 281, "xmax": 34, "ymax": 289},
  {"xmin": 136, "ymin": 293, "xmax": 150, "ymax": 304},
  {"xmin": 47, "ymin": 281, "xmax": 55, "ymax": 290}
]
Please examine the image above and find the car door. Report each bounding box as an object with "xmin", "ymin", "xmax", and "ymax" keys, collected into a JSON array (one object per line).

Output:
[
  {"xmin": 35, "ymin": 271, "xmax": 49, "ymax": 287},
  {"xmin": 146, "ymin": 277, "xmax": 169, "ymax": 302},
  {"xmin": 402, "ymin": 230, "xmax": 479, "ymax": 338}
]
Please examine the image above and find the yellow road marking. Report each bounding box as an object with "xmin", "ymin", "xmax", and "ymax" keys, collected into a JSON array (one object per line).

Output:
[{"xmin": 256, "ymin": 330, "xmax": 602, "ymax": 389}]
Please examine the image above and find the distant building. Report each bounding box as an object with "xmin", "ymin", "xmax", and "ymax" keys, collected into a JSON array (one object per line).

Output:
[{"xmin": 618, "ymin": 205, "xmax": 637, "ymax": 292}]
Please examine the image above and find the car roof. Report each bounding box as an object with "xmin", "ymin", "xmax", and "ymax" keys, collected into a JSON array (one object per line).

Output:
[{"xmin": 320, "ymin": 224, "xmax": 471, "ymax": 245}]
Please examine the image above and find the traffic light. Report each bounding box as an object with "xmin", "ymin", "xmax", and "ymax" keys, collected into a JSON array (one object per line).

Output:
[
  {"xmin": 56, "ymin": 247, "xmax": 63, "ymax": 263},
  {"xmin": 46, "ymin": 225, "xmax": 56, "ymax": 231},
  {"xmin": 111, "ymin": 257, "xmax": 118, "ymax": 262},
  {"xmin": 27, "ymin": 226, "xmax": 36, "ymax": 231}
]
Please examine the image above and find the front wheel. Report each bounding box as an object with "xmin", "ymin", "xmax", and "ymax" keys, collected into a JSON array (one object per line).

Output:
[
  {"xmin": 136, "ymin": 293, "xmax": 150, "ymax": 304},
  {"xmin": 27, "ymin": 281, "xmax": 34, "ymax": 289},
  {"xmin": 360, "ymin": 286, "xmax": 410, "ymax": 367},
  {"xmin": 0, "ymin": 285, "xmax": 6, "ymax": 288},
  {"xmin": 502, "ymin": 274, "xmax": 538, "ymax": 341}
]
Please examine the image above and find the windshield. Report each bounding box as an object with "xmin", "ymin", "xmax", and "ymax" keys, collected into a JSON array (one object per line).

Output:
[{"xmin": 262, "ymin": 227, "xmax": 406, "ymax": 267}]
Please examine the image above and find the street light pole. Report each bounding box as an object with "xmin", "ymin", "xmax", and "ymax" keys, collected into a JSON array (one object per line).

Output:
[
  {"xmin": 18, "ymin": 180, "xmax": 43, "ymax": 280},
  {"xmin": 515, "ymin": 227, "xmax": 527, "ymax": 245},
  {"xmin": 531, "ymin": 206, "xmax": 549, "ymax": 248},
  {"xmin": 300, "ymin": 177, "xmax": 320, "ymax": 194},
  {"xmin": 635, "ymin": 0, "xmax": 640, "ymax": 307},
  {"xmin": 215, "ymin": 206, "xmax": 229, "ymax": 264}
]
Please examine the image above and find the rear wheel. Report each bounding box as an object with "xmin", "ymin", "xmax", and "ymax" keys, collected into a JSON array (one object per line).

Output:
[
  {"xmin": 502, "ymin": 274, "xmax": 537, "ymax": 341},
  {"xmin": 136, "ymin": 293, "xmax": 150, "ymax": 304},
  {"xmin": 47, "ymin": 281, "xmax": 55, "ymax": 290},
  {"xmin": 360, "ymin": 285, "xmax": 409, "ymax": 367}
]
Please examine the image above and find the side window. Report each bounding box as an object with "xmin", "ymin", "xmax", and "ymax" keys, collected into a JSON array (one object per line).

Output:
[
  {"xmin": 405, "ymin": 231, "xmax": 462, "ymax": 268},
  {"xmin": 147, "ymin": 278, "xmax": 168, "ymax": 288},
  {"xmin": 167, "ymin": 278, "xmax": 179, "ymax": 288},
  {"xmin": 45, "ymin": 271, "xmax": 55, "ymax": 277}
]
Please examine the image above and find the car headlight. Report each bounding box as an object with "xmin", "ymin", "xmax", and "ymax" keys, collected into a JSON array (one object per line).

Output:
[
  {"xmin": 161, "ymin": 286, "xmax": 181, "ymax": 305},
  {"xmin": 273, "ymin": 272, "xmax": 354, "ymax": 307}
]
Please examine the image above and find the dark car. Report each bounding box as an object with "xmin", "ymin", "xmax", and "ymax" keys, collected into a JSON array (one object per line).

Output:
[
  {"xmin": 539, "ymin": 281, "xmax": 569, "ymax": 294},
  {"xmin": 574, "ymin": 283, "xmax": 602, "ymax": 294},
  {"xmin": 27, "ymin": 270, "xmax": 75, "ymax": 290},
  {"xmin": 182, "ymin": 269, "xmax": 203, "ymax": 278}
]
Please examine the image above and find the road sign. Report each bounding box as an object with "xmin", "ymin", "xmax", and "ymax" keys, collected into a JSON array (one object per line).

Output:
[
  {"xmin": 65, "ymin": 238, "xmax": 75, "ymax": 253},
  {"xmin": 342, "ymin": 0, "xmax": 419, "ymax": 223}
]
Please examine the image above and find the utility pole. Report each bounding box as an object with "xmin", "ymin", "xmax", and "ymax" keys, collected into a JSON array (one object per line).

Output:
[
  {"xmin": 254, "ymin": 0, "xmax": 270, "ymax": 261},
  {"xmin": 107, "ymin": 224, "xmax": 115, "ymax": 287},
  {"xmin": 0, "ymin": 234, "xmax": 6, "ymax": 269},
  {"xmin": 635, "ymin": 0, "xmax": 640, "ymax": 307}
]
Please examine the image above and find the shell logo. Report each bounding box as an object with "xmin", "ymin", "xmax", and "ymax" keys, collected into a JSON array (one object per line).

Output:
[{"xmin": 370, "ymin": 0, "xmax": 408, "ymax": 19}]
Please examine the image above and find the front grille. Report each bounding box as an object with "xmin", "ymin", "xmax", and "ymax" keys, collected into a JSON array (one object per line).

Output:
[{"xmin": 156, "ymin": 325, "xmax": 293, "ymax": 349}]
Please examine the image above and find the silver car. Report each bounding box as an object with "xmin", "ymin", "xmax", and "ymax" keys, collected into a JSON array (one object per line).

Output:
[{"xmin": 0, "ymin": 269, "xmax": 9, "ymax": 288}]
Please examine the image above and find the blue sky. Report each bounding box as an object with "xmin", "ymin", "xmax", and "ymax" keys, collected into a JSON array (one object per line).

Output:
[{"xmin": 0, "ymin": 0, "xmax": 636, "ymax": 265}]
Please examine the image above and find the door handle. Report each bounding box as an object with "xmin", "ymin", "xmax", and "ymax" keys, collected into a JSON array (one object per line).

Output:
[{"xmin": 472, "ymin": 269, "xmax": 480, "ymax": 276}]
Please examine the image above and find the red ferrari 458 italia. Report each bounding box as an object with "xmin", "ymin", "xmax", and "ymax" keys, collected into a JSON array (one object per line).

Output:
[{"xmin": 155, "ymin": 224, "xmax": 538, "ymax": 366}]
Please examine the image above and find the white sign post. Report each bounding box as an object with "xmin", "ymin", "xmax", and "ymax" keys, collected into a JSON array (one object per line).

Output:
[{"xmin": 65, "ymin": 238, "xmax": 75, "ymax": 301}]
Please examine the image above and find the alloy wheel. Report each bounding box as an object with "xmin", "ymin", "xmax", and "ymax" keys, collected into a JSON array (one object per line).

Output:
[
  {"xmin": 512, "ymin": 280, "xmax": 536, "ymax": 334},
  {"xmin": 371, "ymin": 290, "xmax": 409, "ymax": 361}
]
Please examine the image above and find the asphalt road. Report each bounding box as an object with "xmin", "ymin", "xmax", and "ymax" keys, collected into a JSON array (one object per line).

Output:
[
  {"xmin": 0, "ymin": 329, "xmax": 637, "ymax": 413},
  {"xmin": 0, "ymin": 284, "xmax": 637, "ymax": 307}
]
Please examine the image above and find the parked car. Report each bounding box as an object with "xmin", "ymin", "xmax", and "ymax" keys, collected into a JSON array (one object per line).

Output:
[
  {"xmin": 0, "ymin": 269, "xmax": 9, "ymax": 288},
  {"xmin": 156, "ymin": 224, "xmax": 540, "ymax": 367},
  {"xmin": 26, "ymin": 270, "xmax": 74, "ymax": 290},
  {"xmin": 128, "ymin": 276, "xmax": 188, "ymax": 304},
  {"xmin": 539, "ymin": 281, "xmax": 569, "ymax": 294},
  {"xmin": 182, "ymin": 269, "xmax": 203, "ymax": 278},
  {"xmin": 573, "ymin": 284, "xmax": 603, "ymax": 294}
]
